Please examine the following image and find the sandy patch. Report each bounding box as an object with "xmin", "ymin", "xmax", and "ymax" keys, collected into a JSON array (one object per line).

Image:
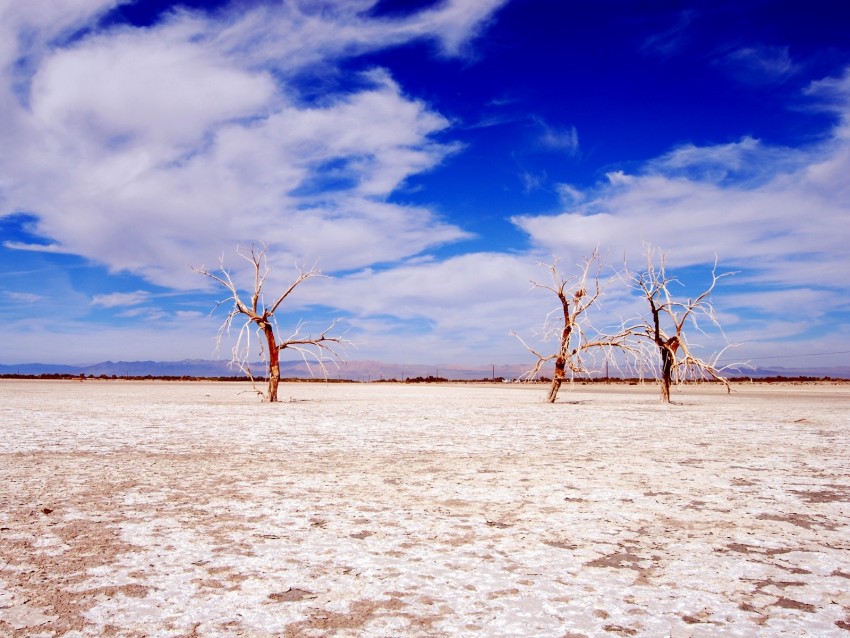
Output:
[{"xmin": 1, "ymin": 380, "xmax": 849, "ymax": 636}]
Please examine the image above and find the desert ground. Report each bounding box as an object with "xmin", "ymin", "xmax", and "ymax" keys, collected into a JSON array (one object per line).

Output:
[{"xmin": 1, "ymin": 379, "xmax": 849, "ymax": 637}]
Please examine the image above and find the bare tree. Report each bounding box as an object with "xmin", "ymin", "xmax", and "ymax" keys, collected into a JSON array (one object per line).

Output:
[
  {"xmin": 193, "ymin": 244, "xmax": 347, "ymax": 402},
  {"xmin": 513, "ymin": 251, "xmax": 631, "ymax": 403},
  {"xmin": 625, "ymin": 246, "xmax": 736, "ymax": 403}
]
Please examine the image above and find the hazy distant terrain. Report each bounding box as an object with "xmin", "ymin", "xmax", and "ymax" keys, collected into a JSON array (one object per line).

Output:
[
  {"xmin": 2, "ymin": 380, "xmax": 849, "ymax": 636},
  {"xmin": 2, "ymin": 359, "xmax": 849, "ymax": 380},
  {"xmin": 0, "ymin": 359, "xmax": 533, "ymax": 381}
]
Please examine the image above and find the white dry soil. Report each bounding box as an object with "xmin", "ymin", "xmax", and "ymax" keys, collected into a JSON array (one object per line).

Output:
[{"xmin": 1, "ymin": 379, "xmax": 849, "ymax": 637}]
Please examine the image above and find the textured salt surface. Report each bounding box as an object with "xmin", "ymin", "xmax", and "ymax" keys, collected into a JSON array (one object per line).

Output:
[{"xmin": 1, "ymin": 379, "xmax": 849, "ymax": 637}]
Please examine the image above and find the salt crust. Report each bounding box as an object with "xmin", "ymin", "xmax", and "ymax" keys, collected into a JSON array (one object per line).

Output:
[{"xmin": 1, "ymin": 380, "xmax": 849, "ymax": 636}]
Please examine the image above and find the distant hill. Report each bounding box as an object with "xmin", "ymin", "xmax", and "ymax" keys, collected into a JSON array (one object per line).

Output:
[
  {"xmin": 1, "ymin": 359, "xmax": 848, "ymax": 380},
  {"xmin": 0, "ymin": 359, "xmax": 242, "ymax": 378},
  {"xmin": 0, "ymin": 359, "xmax": 533, "ymax": 381},
  {"xmin": 738, "ymin": 365, "xmax": 850, "ymax": 380}
]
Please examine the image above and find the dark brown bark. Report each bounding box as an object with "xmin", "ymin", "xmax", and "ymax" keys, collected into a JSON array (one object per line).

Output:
[
  {"xmin": 650, "ymin": 297, "xmax": 675, "ymax": 403},
  {"xmin": 659, "ymin": 337, "xmax": 679, "ymax": 403},
  {"xmin": 660, "ymin": 346, "xmax": 672, "ymax": 403}
]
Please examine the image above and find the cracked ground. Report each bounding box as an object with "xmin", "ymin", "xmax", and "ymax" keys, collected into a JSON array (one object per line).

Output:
[{"xmin": 1, "ymin": 379, "xmax": 849, "ymax": 637}]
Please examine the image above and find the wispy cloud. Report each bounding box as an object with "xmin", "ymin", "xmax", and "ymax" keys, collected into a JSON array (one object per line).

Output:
[
  {"xmin": 91, "ymin": 290, "xmax": 151, "ymax": 308},
  {"xmin": 535, "ymin": 119, "xmax": 580, "ymax": 154},
  {"xmin": 805, "ymin": 66, "xmax": 850, "ymax": 137},
  {"xmin": 5, "ymin": 291, "xmax": 42, "ymax": 304},
  {"xmin": 641, "ymin": 10, "xmax": 695, "ymax": 58},
  {"xmin": 557, "ymin": 184, "xmax": 586, "ymax": 206},
  {"xmin": 648, "ymin": 136, "xmax": 808, "ymax": 186},
  {"xmin": 717, "ymin": 45, "xmax": 798, "ymax": 85},
  {"xmin": 519, "ymin": 170, "xmax": 546, "ymax": 192},
  {"xmin": 3, "ymin": 241, "xmax": 74, "ymax": 254}
]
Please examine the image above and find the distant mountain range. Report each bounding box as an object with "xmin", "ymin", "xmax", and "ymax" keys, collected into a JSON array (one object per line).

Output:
[
  {"xmin": 1, "ymin": 359, "xmax": 849, "ymax": 380},
  {"xmin": 0, "ymin": 359, "xmax": 529, "ymax": 381},
  {"xmin": 741, "ymin": 365, "xmax": 850, "ymax": 380}
]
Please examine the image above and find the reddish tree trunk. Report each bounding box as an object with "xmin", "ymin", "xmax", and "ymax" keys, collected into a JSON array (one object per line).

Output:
[
  {"xmin": 262, "ymin": 323, "xmax": 280, "ymax": 402},
  {"xmin": 547, "ymin": 320, "xmax": 572, "ymax": 403},
  {"xmin": 547, "ymin": 356, "xmax": 565, "ymax": 403}
]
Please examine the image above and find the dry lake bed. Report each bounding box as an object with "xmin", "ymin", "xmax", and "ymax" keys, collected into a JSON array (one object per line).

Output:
[{"xmin": 1, "ymin": 379, "xmax": 849, "ymax": 637}]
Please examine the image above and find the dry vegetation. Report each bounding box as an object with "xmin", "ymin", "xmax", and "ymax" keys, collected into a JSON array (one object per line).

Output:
[{"xmin": 2, "ymin": 380, "xmax": 849, "ymax": 637}]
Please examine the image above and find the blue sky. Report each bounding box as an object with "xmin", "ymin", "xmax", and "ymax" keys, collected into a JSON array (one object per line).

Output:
[{"xmin": 1, "ymin": 0, "xmax": 849, "ymax": 368}]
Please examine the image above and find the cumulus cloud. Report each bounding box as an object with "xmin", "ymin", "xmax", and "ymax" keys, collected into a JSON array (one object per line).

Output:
[
  {"xmin": 0, "ymin": 0, "xmax": 505, "ymax": 289},
  {"xmin": 513, "ymin": 119, "xmax": 850, "ymax": 284},
  {"xmin": 510, "ymin": 69, "xmax": 850, "ymax": 353},
  {"xmin": 305, "ymin": 252, "xmax": 555, "ymax": 361},
  {"xmin": 3, "ymin": 0, "xmax": 847, "ymax": 367}
]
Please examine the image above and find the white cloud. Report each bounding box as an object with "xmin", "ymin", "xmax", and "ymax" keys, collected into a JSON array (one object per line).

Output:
[
  {"xmin": 29, "ymin": 24, "xmax": 276, "ymax": 152},
  {"xmin": 2, "ymin": 1, "xmax": 848, "ymax": 369},
  {"xmin": 649, "ymin": 136, "xmax": 808, "ymax": 185},
  {"xmin": 538, "ymin": 123, "xmax": 579, "ymax": 154},
  {"xmin": 520, "ymin": 170, "xmax": 546, "ymax": 192},
  {"xmin": 0, "ymin": 0, "xmax": 505, "ymax": 290},
  {"xmin": 205, "ymin": 0, "xmax": 509, "ymax": 70},
  {"xmin": 91, "ymin": 290, "xmax": 151, "ymax": 308},
  {"xmin": 302, "ymin": 251, "xmax": 639, "ymax": 364},
  {"xmin": 5, "ymin": 291, "xmax": 42, "ymax": 304},
  {"xmin": 3, "ymin": 241, "xmax": 73, "ymax": 254},
  {"xmin": 317, "ymin": 253, "xmax": 542, "ymax": 357},
  {"xmin": 806, "ymin": 67, "xmax": 850, "ymax": 139},
  {"xmin": 718, "ymin": 45, "xmax": 798, "ymax": 85},
  {"xmin": 557, "ymin": 184, "xmax": 586, "ymax": 206},
  {"xmin": 413, "ymin": 0, "xmax": 508, "ymax": 56},
  {"xmin": 509, "ymin": 72, "xmax": 850, "ymax": 357},
  {"xmin": 512, "ymin": 132, "xmax": 850, "ymax": 290}
]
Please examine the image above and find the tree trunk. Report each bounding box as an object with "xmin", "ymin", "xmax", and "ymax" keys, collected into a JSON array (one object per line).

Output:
[
  {"xmin": 547, "ymin": 356, "xmax": 566, "ymax": 403},
  {"xmin": 262, "ymin": 323, "xmax": 280, "ymax": 402},
  {"xmin": 659, "ymin": 338, "xmax": 678, "ymax": 403},
  {"xmin": 660, "ymin": 346, "xmax": 672, "ymax": 403}
]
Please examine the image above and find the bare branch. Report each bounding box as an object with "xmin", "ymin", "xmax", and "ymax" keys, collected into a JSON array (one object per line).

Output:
[
  {"xmin": 193, "ymin": 245, "xmax": 347, "ymax": 402},
  {"xmin": 513, "ymin": 251, "xmax": 633, "ymax": 402},
  {"xmin": 624, "ymin": 245, "xmax": 736, "ymax": 402},
  {"xmin": 269, "ymin": 265, "xmax": 323, "ymax": 317}
]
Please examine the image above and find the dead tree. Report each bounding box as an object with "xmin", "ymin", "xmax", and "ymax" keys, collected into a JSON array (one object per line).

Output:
[
  {"xmin": 512, "ymin": 252, "xmax": 631, "ymax": 403},
  {"xmin": 626, "ymin": 247, "xmax": 735, "ymax": 403},
  {"xmin": 193, "ymin": 244, "xmax": 346, "ymax": 402}
]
